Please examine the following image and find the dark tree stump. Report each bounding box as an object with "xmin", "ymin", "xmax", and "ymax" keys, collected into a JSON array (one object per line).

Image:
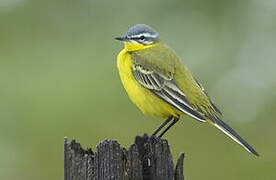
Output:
[{"xmin": 64, "ymin": 134, "xmax": 184, "ymax": 180}]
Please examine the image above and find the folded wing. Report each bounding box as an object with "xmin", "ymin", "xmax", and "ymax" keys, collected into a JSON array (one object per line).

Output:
[{"xmin": 132, "ymin": 64, "xmax": 206, "ymax": 122}]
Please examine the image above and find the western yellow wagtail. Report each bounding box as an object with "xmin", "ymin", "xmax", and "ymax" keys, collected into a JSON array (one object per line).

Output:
[{"xmin": 115, "ymin": 24, "xmax": 259, "ymax": 156}]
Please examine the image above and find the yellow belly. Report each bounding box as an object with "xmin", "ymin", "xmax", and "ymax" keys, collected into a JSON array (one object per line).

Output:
[{"xmin": 117, "ymin": 49, "xmax": 181, "ymax": 119}]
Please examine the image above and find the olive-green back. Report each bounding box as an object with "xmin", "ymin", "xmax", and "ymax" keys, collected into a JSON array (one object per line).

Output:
[{"xmin": 129, "ymin": 42, "xmax": 221, "ymax": 120}]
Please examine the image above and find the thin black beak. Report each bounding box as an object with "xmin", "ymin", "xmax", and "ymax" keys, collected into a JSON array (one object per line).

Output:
[{"xmin": 114, "ymin": 35, "xmax": 128, "ymax": 41}]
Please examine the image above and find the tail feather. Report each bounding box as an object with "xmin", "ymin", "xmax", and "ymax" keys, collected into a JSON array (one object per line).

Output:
[{"xmin": 212, "ymin": 118, "xmax": 259, "ymax": 156}]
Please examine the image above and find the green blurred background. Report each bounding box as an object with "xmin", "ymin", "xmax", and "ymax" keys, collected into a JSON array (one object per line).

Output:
[{"xmin": 0, "ymin": 0, "xmax": 275, "ymax": 179}]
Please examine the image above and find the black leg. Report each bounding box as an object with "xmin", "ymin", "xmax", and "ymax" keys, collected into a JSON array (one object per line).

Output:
[
  {"xmin": 158, "ymin": 117, "xmax": 180, "ymax": 138},
  {"xmin": 151, "ymin": 116, "xmax": 173, "ymax": 136}
]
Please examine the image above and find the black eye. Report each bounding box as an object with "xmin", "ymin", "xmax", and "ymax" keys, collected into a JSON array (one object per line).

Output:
[{"xmin": 140, "ymin": 35, "xmax": 145, "ymax": 40}]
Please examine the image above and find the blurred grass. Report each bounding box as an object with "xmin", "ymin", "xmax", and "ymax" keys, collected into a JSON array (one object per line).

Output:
[{"xmin": 0, "ymin": 0, "xmax": 275, "ymax": 179}]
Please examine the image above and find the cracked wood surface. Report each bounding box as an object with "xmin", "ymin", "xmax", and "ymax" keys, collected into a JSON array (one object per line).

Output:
[{"xmin": 64, "ymin": 135, "xmax": 184, "ymax": 180}]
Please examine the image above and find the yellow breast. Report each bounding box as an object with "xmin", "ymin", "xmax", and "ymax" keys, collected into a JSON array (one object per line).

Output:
[{"xmin": 116, "ymin": 48, "xmax": 180, "ymax": 119}]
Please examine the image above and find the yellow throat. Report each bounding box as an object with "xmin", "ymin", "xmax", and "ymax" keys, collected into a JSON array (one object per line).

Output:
[{"xmin": 123, "ymin": 41, "xmax": 158, "ymax": 52}]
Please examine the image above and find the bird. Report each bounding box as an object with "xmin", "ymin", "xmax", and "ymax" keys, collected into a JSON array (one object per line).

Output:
[{"xmin": 115, "ymin": 24, "xmax": 259, "ymax": 156}]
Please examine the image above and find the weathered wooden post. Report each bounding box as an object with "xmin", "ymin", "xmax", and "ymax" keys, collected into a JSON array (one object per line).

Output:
[{"xmin": 64, "ymin": 134, "xmax": 184, "ymax": 180}]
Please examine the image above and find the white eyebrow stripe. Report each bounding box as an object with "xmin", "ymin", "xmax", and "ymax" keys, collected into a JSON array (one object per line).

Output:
[{"xmin": 131, "ymin": 32, "xmax": 158, "ymax": 39}]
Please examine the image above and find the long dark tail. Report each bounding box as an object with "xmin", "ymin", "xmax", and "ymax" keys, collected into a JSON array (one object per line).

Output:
[{"xmin": 211, "ymin": 118, "xmax": 259, "ymax": 156}]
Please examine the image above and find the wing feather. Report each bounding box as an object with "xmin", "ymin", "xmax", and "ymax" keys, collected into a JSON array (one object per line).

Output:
[
  {"xmin": 194, "ymin": 78, "xmax": 222, "ymax": 116},
  {"xmin": 132, "ymin": 64, "xmax": 206, "ymax": 122}
]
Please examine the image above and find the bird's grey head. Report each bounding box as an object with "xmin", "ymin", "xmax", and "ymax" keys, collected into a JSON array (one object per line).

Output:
[{"xmin": 115, "ymin": 24, "xmax": 160, "ymax": 45}]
